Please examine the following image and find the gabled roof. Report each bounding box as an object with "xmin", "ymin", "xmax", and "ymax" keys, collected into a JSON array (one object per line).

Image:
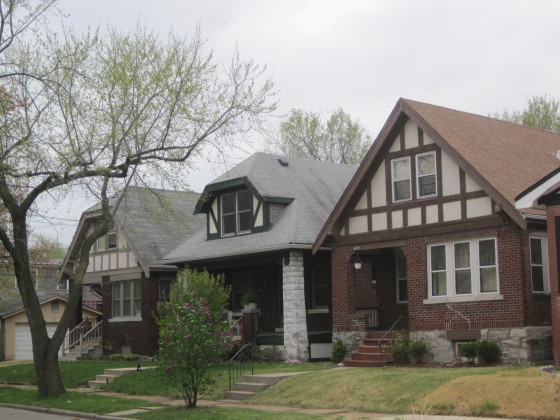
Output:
[
  {"xmin": 164, "ymin": 153, "xmax": 357, "ymax": 263},
  {"xmin": 63, "ymin": 187, "xmax": 205, "ymax": 274},
  {"xmin": 314, "ymin": 98, "xmax": 560, "ymax": 252}
]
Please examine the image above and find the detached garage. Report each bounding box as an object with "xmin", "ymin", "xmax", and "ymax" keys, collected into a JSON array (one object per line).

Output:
[{"xmin": 1, "ymin": 297, "xmax": 100, "ymax": 361}]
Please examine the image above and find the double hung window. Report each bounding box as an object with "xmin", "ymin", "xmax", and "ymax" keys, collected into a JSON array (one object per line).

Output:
[
  {"xmin": 391, "ymin": 151, "xmax": 437, "ymax": 202},
  {"xmin": 221, "ymin": 190, "xmax": 252, "ymax": 236},
  {"xmin": 429, "ymin": 238, "xmax": 498, "ymax": 299},
  {"xmin": 530, "ymin": 236, "xmax": 550, "ymax": 294},
  {"xmin": 112, "ymin": 280, "xmax": 141, "ymax": 318},
  {"xmin": 395, "ymin": 255, "xmax": 408, "ymax": 303},
  {"xmin": 311, "ymin": 265, "xmax": 330, "ymax": 309}
]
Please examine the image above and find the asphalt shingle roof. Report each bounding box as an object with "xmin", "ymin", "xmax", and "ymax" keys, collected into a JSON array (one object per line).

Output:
[{"xmin": 164, "ymin": 153, "xmax": 357, "ymax": 262}]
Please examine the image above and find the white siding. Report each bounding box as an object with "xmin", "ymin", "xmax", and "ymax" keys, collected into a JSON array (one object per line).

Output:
[
  {"xmin": 371, "ymin": 165, "xmax": 386, "ymax": 207},
  {"xmin": 441, "ymin": 151, "xmax": 461, "ymax": 196},
  {"xmin": 372, "ymin": 213, "xmax": 387, "ymax": 231},
  {"xmin": 467, "ymin": 196, "xmax": 492, "ymax": 218},
  {"xmin": 348, "ymin": 215, "xmax": 368, "ymax": 235},
  {"xmin": 443, "ymin": 201, "xmax": 461, "ymax": 222}
]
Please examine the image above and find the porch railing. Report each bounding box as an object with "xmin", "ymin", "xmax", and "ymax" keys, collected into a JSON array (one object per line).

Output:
[
  {"xmin": 259, "ymin": 312, "xmax": 283, "ymax": 333},
  {"xmin": 355, "ymin": 307, "xmax": 380, "ymax": 329},
  {"xmin": 62, "ymin": 318, "xmax": 102, "ymax": 357}
]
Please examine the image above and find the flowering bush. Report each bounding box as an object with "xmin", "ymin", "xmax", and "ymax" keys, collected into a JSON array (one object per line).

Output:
[{"xmin": 156, "ymin": 285, "xmax": 230, "ymax": 408}]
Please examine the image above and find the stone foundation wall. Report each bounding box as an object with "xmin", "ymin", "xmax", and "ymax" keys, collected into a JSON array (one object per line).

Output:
[
  {"xmin": 411, "ymin": 326, "xmax": 552, "ymax": 365},
  {"xmin": 333, "ymin": 330, "xmax": 367, "ymax": 359}
]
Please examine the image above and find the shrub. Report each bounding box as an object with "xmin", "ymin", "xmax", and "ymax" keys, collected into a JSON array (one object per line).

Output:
[
  {"xmin": 477, "ymin": 340, "xmax": 502, "ymax": 365},
  {"xmin": 391, "ymin": 333, "xmax": 410, "ymax": 364},
  {"xmin": 408, "ymin": 339, "xmax": 428, "ymax": 364},
  {"xmin": 391, "ymin": 334, "xmax": 428, "ymax": 365},
  {"xmin": 108, "ymin": 353, "xmax": 140, "ymax": 361},
  {"xmin": 156, "ymin": 272, "xmax": 231, "ymax": 408},
  {"xmin": 459, "ymin": 340, "xmax": 502, "ymax": 365},
  {"xmin": 331, "ymin": 339, "xmax": 346, "ymax": 363},
  {"xmin": 459, "ymin": 341, "xmax": 479, "ymax": 364},
  {"xmin": 260, "ymin": 345, "xmax": 284, "ymax": 362}
]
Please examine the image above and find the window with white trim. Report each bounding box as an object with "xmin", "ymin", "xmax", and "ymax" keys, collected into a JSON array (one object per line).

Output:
[
  {"xmin": 112, "ymin": 279, "xmax": 141, "ymax": 318},
  {"xmin": 391, "ymin": 151, "xmax": 437, "ymax": 202},
  {"xmin": 57, "ymin": 278, "xmax": 69, "ymax": 290},
  {"xmin": 221, "ymin": 190, "xmax": 252, "ymax": 236},
  {"xmin": 416, "ymin": 151, "xmax": 437, "ymax": 198},
  {"xmin": 391, "ymin": 157, "xmax": 411, "ymax": 202},
  {"xmin": 395, "ymin": 255, "xmax": 407, "ymax": 303},
  {"xmin": 428, "ymin": 238, "xmax": 498, "ymax": 298},
  {"xmin": 530, "ymin": 235, "xmax": 550, "ymax": 294}
]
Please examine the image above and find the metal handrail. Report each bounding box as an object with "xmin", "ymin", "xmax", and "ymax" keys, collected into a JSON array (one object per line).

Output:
[
  {"xmin": 227, "ymin": 342, "xmax": 255, "ymax": 390},
  {"xmin": 229, "ymin": 316, "xmax": 243, "ymax": 337},
  {"xmin": 378, "ymin": 315, "xmax": 404, "ymax": 367}
]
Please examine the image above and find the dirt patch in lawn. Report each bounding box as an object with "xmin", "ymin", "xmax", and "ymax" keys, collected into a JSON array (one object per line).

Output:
[{"xmin": 417, "ymin": 372, "xmax": 560, "ymax": 419}]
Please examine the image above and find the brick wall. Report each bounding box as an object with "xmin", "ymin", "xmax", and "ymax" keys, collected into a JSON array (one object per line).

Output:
[
  {"xmin": 102, "ymin": 272, "xmax": 159, "ymax": 356},
  {"xmin": 547, "ymin": 205, "xmax": 560, "ymax": 365},
  {"xmin": 408, "ymin": 226, "xmax": 529, "ymax": 331},
  {"xmin": 331, "ymin": 247, "xmax": 356, "ymax": 331}
]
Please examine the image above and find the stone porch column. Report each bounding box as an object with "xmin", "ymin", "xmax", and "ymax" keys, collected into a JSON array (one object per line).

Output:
[{"xmin": 283, "ymin": 250, "xmax": 309, "ymax": 361}]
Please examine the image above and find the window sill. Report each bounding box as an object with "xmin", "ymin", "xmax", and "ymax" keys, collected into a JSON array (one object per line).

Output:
[
  {"xmin": 423, "ymin": 294, "xmax": 503, "ymax": 305},
  {"xmin": 308, "ymin": 308, "xmax": 330, "ymax": 314},
  {"xmin": 109, "ymin": 316, "xmax": 142, "ymax": 323},
  {"xmin": 532, "ymin": 293, "xmax": 551, "ymax": 300}
]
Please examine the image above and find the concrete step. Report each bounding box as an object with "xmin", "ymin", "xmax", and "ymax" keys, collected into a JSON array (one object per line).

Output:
[
  {"xmin": 241, "ymin": 374, "xmax": 282, "ymax": 385},
  {"xmin": 232, "ymin": 382, "xmax": 270, "ymax": 393},
  {"xmin": 223, "ymin": 390, "xmax": 256, "ymax": 400},
  {"xmin": 88, "ymin": 366, "xmax": 153, "ymax": 389}
]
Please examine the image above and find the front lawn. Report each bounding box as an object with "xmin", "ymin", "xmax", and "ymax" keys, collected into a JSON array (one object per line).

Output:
[
  {"xmin": 0, "ymin": 360, "xmax": 155, "ymax": 388},
  {"xmin": 249, "ymin": 366, "xmax": 560, "ymax": 419},
  {"xmin": 0, "ymin": 386, "xmax": 162, "ymax": 415},
  {"xmin": 104, "ymin": 362, "xmax": 333, "ymax": 400}
]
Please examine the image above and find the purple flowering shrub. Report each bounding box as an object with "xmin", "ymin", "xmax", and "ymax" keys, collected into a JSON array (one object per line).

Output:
[{"xmin": 156, "ymin": 283, "xmax": 230, "ymax": 408}]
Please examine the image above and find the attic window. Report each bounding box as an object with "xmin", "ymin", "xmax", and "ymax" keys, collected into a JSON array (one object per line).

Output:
[{"xmin": 221, "ymin": 190, "xmax": 252, "ymax": 236}]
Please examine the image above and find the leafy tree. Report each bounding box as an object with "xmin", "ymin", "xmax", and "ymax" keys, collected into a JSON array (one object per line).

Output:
[
  {"xmin": 172, "ymin": 269, "xmax": 231, "ymax": 319},
  {"xmin": 156, "ymin": 275, "xmax": 230, "ymax": 408},
  {"xmin": 0, "ymin": 1, "xmax": 274, "ymax": 397},
  {"xmin": 493, "ymin": 94, "xmax": 560, "ymax": 133},
  {"xmin": 269, "ymin": 108, "xmax": 371, "ymax": 165}
]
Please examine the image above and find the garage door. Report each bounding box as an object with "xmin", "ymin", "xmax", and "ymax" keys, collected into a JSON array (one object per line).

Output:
[{"xmin": 14, "ymin": 323, "xmax": 62, "ymax": 360}]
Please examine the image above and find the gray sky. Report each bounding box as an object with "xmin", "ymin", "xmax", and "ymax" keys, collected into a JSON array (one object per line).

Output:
[{"xmin": 34, "ymin": 0, "xmax": 560, "ymax": 245}]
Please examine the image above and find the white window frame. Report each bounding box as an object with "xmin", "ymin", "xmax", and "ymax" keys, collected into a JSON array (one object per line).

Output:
[
  {"xmin": 96, "ymin": 230, "xmax": 118, "ymax": 252},
  {"xmin": 530, "ymin": 235, "xmax": 550, "ymax": 294},
  {"xmin": 391, "ymin": 156, "xmax": 412, "ymax": 202},
  {"xmin": 111, "ymin": 279, "xmax": 141, "ymax": 320},
  {"xmin": 221, "ymin": 190, "xmax": 252, "ymax": 237},
  {"xmin": 426, "ymin": 237, "xmax": 501, "ymax": 303},
  {"xmin": 57, "ymin": 278, "xmax": 69, "ymax": 290},
  {"xmin": 395, "ymin": 255, "xmax": 408, "ymax": 303},
  {"xmin": 416, "ymin": 151, "xmax": 437, "ymax": 198}
]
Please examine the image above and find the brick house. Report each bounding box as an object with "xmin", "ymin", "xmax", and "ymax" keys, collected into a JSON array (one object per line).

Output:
[
  {"xmin": 61, "ymin": 187, "xmax": 204, "ymax": 356},
  {"xmin": 515, "ymin": 168, "xmax": 560, "ymax": 365},
  {"xmin": 163, "ymin": 153, "xmax": 356, "ymax": 361},
  {"xmin": 314, "ymin": 98, "xmax": 560, "ymax": 365}
]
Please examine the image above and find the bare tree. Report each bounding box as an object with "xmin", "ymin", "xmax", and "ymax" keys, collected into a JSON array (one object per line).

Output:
[
  {"xmin": 0, "ymin": 1, "xmax": 275, "ymax": 396},
  {"xmin": 268, "ymin": 108, "xmax": 370, "ymax": 165}
]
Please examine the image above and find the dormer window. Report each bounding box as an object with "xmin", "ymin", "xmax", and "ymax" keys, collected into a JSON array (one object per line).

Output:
[{"xmin": 221, "ymin": 190, "xmax": 252, "ymax": 236}]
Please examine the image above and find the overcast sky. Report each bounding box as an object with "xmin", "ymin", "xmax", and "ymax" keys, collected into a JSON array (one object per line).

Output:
[{"xmin": 34, "ymin": 0, "xmax": 560, "ymax": 244}]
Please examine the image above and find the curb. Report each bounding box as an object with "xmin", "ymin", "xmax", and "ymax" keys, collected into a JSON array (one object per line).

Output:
[{"xmin": 0, "ymin": 403, "xmax": 127, "ymax": 419}]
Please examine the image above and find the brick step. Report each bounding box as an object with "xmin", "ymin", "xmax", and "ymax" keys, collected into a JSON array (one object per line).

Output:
[
  {"xmin": 366, "ymin": 331, "xmax": 393, "ymax": 339},
  {"xmin": 362, "ymin": 339, "xmax": 392, "ymax": 346},
  {"xmin": 350, "ymin": 353, "xmax": 384, "ymax": 362},
  {"xmin": 344, "ymin": 359, "xmax": 384, "ymax": 368},
  {"xmin": 356, "ymin": 345, "xmax": 383, "ymax": 355}
]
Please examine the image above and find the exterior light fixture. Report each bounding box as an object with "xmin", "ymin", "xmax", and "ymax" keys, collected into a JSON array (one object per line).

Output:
[{"xmin": 354, "ymin": 252, "xmax": 362, "ymax": 270}]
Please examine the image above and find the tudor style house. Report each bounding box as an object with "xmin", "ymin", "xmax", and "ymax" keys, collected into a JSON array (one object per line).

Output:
[
  {"xmin": 163, "ymin": 153, "xmax": 356, "ymax": 361},
  {"xmin": 314, "ymin": 98, "xmax": 560, "ymax": 365},
  {"xmin": 61, "ymin": 187, "xmax": 204, "ymax": 356}
]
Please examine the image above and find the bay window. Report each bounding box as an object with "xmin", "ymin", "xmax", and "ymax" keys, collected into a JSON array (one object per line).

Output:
[{"xmin": 428, "ymin": 238, "xmax": 499, "ymax": 300}]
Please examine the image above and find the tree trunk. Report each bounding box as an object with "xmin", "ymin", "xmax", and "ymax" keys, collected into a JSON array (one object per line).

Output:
[{"xmin": 34, "ymin": 337, "xmax": 65, "ymax": 396}]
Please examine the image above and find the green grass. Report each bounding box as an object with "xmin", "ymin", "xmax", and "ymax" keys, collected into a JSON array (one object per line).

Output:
[
  {"xmin": 104, "ymin": 362, "xmax": 333, "ymax": 400},
  {"xmin": 0, "ymin": 360, "xmax": 155, "ymax": 388},
  {"xmin": 0, "ymin": 386, "xmax": 162, "ymax": 415},
  {"xmin": 126, "ymin": 406, "xmax": 325, "ymax": 420},
  {"xmin": 248, "ymin": 366, "xmax": 525, "ymax": 413}
]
